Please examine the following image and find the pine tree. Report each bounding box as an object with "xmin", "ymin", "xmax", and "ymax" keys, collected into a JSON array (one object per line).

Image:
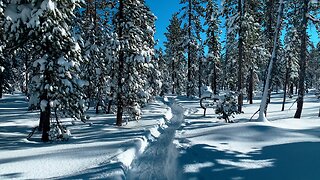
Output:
[
  {"xmin": 0, "ymin": 1, "xmax": 5, "ymax": 98},
  {"xmin": 258, "ymin": 0, "xmax": 284, "ymax": 122},
  {"xmin": 179, "ymin": 0, "xmax": 205, "ymax": 97},
  {"xmin": 222, "ymin": 0, "xmax": 238, "ymax": 91},
  {"xmin": 294, "ymin": 0, "xmax": 309, "ymax": 118},
  {"xmin": 281, "ymin": 27, "xmax": 300, "ymax": 111},
  {"xmin": 164, "ymin": 13, "xmax": 187, "ymax": 95},
  {"xmin": 76, "ymin": 0, "xmax": 112, "ymax": 114},
  {"xmin": 3, "ymin": 0, "xmax": 88, "ymax": 141},
  {"xmin": 237, "ymin": 0, "xmax": 244, "ymax": 112},
  {"xmin": 204, "ymin": 0, "xmax": 221, "ymax": 95},
  {"xmin": 156, "ymin": 48, "xmax": 170, "ymax": 96},
  {"xmin": 308, "ymin": 43, "xmax": 320, "ymax": 92},
  {"xmin": 113, "ymin": 0, "xmax": 156, "ymax": 126},
  {"xmin": 242, "ymin": 0, "xmax": 268, "ymax": 104}
]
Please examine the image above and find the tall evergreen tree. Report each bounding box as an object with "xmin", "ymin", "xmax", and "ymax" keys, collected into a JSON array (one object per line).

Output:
[
  {"xmin": 222, "ymin": 0, "xmax": 238, "ymax": 91},
  {"xmin": 294, "ymin": 0, "xmax": 309, "ymax": 118},
  {"xmin": 0, "ymin": 1, "xmax": 5, "ymax": 98},
  {"xmin": 164, "ymin": 14, "xmax": 187, "ymax": 95},
  {"xmin": 204, "ymin": 0, "xmax": 221, "ymax": 95},
  {"xmin": 76, "ymin": 0, "xmax": 112, "ymax": 114},
  {"xmin": 156, "ymin": 48, "xmax": 170, "ymax": 96},
  {"xmin": 3, "ymin": 0, "xmax": 88, "ymax": 141},
  {"xmin": 113, "ymin": 0, "xmax": 156, "ymax": 126},
  {"xmin": 179, "ymin": 0, "xmax": 205, "ymax": 97}
]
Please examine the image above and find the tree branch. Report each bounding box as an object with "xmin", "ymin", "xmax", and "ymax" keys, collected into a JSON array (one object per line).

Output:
[{"xmin": 307, "ymin": 13, "xmax": 320, "ymax": 23}]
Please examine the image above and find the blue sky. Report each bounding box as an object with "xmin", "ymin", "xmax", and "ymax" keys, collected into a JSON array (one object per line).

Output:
[
  {"xmin": 145, "ymin": 0, "xmax": 319, "ymax": 49},
  {"xmin": 146, "ymin": 0, "xmax": 182, "ymax": 49}
]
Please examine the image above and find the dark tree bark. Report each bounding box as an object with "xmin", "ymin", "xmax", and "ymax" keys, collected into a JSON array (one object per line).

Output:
[
  {"xmin": 290, "ymin": 83, "xmax": 294, "ymax": 96},
  {"xmin": 95, "ymin": 101, "xmax": 100, "ymax": 114},
  {"xmin": 172, "ymin": 57, "xmax": 175, "ymax": 94},
  {"xmin": 40, "ymin": 98, "xmax": 51, "ymax": 142},
  {"xmin": 212, "ymin": 62, "xmax": 217, "ymax": 95},
  {"xmin": 39, "ymin": 73, "xmax": 51, "ymax": 142},
  {"xmin": 0, "ymin": 70, "xmax": 3, "ymax": 99},
  {"xmin": 294, "ymin": 0, "xmax": 308, "ymax": 118},
  {"xmin": 116, "ymin": 0, "xmax": 124, "ymax": 126},
  {"xmin": 282, "ymin": 58, "xmax": 290, "ymax": 111},
  {"xmin": 248, "ymin": 68, "xmax": 254, "ymax": 104},
  {"xmin": 198, "ymin": 57, "xmax": 202, "ymax": 97},
  {"xmin": 107, "ymin": 100, "xmax": 113, "ymax": 114},
  {"xmin": 187, "ymin": 0, "xmax": 192, "ymax": 97},
  {"xmin": 237, "ymin": 0, "xmax": 244, "ymax": 112}
]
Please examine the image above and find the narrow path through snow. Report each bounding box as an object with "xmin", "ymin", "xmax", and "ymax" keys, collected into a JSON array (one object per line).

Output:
[{"xmin": 127, "ymin": 102, "xmax": 184, "ymax": 180}]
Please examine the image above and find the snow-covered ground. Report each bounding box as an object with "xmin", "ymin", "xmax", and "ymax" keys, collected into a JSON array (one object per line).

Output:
[
  {"xmin": 174, "ymin": 92, "xmax": 320, "ymax": 180},
  {"xmin": 0, "ymin": 93, "xmax": 172, "ymax": 179},
  {"xmin": 0, "ymin": 92, "xmax": 320, "ymax": 179}
]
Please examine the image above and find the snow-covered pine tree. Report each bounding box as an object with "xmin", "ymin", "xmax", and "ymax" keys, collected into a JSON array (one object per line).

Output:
[
  {"xmin": 164, "ymin": 13, "xmax": 187, "ymax": 95},
  {"xmin": 179, "ymin": 0, "xmax": 205, "ymax": 97},
  {"xmin": 222, "ymin": 0, "xmax": 238, "ymax": 91},
  {"xmin": 261, "ymin": 0, "xmax": 282, "ymax": 110},
  {"xmin": 242, "ymin": 0, "xmax": 268, "ymax": 105},
  {"xmin": 223, "ymin": 0, "xmax": 246, "ymax": 112},
  {"xmin": 113, "ymin": 0, "xmax": 156, "ymax": 126},
  {"xmin": 308, "ymin": 43, "xmax": 320, "ymax": 92},
  {"xmin": 76, "ymin": 0, "xmax": 112, "ymax": 114},
  {"xmin": 281, "ymin": 26, "xmax": 300, "ymax": 111},
  {"xmin": 294, "ymin": 0, "xmax": 309, "ymax": 118},
  {"xmin": 3, "ymin": 0, "xmax": 88, "ymax": 141},
  {"xmin": 155, "ymin": 48, "xmax": 170, "ymax": 96},
  {"xmin": 258, "ymin": 0, "xmax": 284, "ymax": 122},
  {"xmin": 294, "ymin": 0, "xmax": 320, "ymax": 118},
  {"xmin": 204, "ymin": 0, "xmax": 221, "ymax": 95},
  {"xmin": 156, "ymin": 48, "xmax": 169, "ymax": 96},
  {"xmin": 0, "ymin": 1, "xmax": 5, "ymax": 98}
]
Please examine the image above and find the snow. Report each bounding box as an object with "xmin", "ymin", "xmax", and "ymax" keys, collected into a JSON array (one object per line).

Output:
[
  {"xmin": 1, "ymin": 92, "xmax": 320, "ymax": 179},
  {"xmin": 0, "ymin": 94, "xmax": 172, "ymax": 179}
]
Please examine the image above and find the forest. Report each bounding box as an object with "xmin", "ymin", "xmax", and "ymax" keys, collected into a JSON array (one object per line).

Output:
[
  {"xmin": 0, "ymin": 0, "xmax": 320, "ymax": 179},
  {"xmin": 0, "ymin": 0, "xmax": 319, "ymax": 139}
]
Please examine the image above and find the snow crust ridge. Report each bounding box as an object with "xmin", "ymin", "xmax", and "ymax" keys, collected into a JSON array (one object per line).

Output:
[{"xmin": 113, "ymin": 97, "xmax": 175, "ymax": 178}]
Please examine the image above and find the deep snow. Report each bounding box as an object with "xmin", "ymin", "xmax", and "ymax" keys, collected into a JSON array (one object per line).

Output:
[{"xmin": 0, "ymin": 91, "xmax": 320, "ymax": 180}]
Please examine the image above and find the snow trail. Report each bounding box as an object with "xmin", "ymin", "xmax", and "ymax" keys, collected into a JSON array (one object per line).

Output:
[{"xmin": 127, "ymin": 102, "xmax": 184, "ymax": 180}]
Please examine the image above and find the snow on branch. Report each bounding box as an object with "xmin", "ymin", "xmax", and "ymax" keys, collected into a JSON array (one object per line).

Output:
[{"xmin": 307, "ymin": 13, "xmax": 320, "ymax": 23}]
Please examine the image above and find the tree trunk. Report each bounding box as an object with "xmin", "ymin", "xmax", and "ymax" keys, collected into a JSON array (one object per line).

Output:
[
  {"xmin": 290, "ymin": 83, "xmax": 293, "ymax": 96},
  {"xmin": 24, "ymin": 52, "xmax": 29, "ymax": 96},
  {"xmin": 172, "ymin": 57, "xmax": 175, "ymax": 94},
  {"xmin": 212, "ymin": 62, "xmax": 217, "ymax": 95},
  {"xmin": 116, "ymin": 0, "xmax": 124, "ymax": 126},
  {"xmin": 0, "ymin": 70, "xmax": 3, "ymax": 99},
  {"xmin": 237, "ymin": 0, "xmax": 244, "ymax": 113},
  {"xmin": 198, "ymin": 57, "xmax": 202, "ymax": 97},
  {"xmin": 318, "ymin": 107, "xmax": 320, "ymax": 117},
  {"xmin": 258, "ymin": 0, "xmax": 284, "ymax": 122},
  {"xmin": 95, "ymin": 101, "xmax": 99, "ymax": 114},
  {"xmin": 39, "ymin": 90, "xmax": 51, "ymax": 142},
  {"xmin": 248, "ymin": 68, "xmax": 253, "ymax": 104},
  {"xmin": 187, "ymin": 0, "xmax": 192, "ymax": 97},
  {"xmin": 282, "ymin": 59, "xmax": 289, "ymax": 111},
  {"xmin": 294, "ymin": 0, "xmax": 308, "ymax": 119}
]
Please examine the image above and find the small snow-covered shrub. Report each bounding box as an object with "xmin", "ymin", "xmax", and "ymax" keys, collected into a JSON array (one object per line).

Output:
[
  {"xmin": 215, "ymin": 92, "xmax": 239, "ymax": 123},
  {"xmin": 48, "ymin": 124, "xmax": 71, "ymax": 141},
  {"xmin": 124, "ymin": 102, "xmax": 142, "ymax": 125}
]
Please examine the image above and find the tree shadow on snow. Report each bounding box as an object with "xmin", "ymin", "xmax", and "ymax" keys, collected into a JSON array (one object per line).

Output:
[{"xmin": 178, "ymin": 142, "xmax": 320, "ymax": 180}]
